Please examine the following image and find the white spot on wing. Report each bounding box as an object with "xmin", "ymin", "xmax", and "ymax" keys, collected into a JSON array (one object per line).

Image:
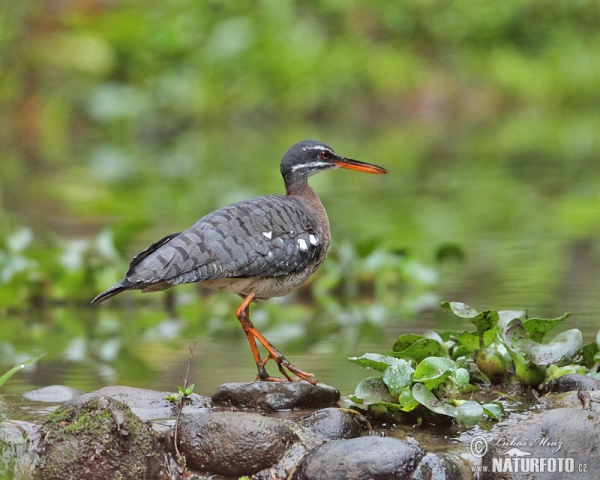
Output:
[
  {"xmin": 262, "ymin": 231, "xmax": 272, "ymax": 239},
  {"xmin": 309, "ymin": 234, "xmax": 319, "ymax": 246},
  {"xmin": 298, "ymin": 238, "xmax": 308, "ymax": 252}
]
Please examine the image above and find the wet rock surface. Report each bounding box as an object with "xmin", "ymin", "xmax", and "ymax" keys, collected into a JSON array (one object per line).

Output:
[
  {"xmin": 7, "ymin": 380, "xmax": 600, "ymax": 479},
  {"xmin": 291, "ymin": 436, "xmax": 425, "ymax": 480},
  {"xmin": 212, "ymin": 380, "xmax": 340, "ymax": 410},
  {"xmin": 96, "ymin": 385, "xmax": 213, "ymax": 420},
  {"xmin": 177, "ymin": 410, "xmax": 298, "ymax": 476},
  {"xmin": 36, "ymin": 392, "xmax": 165, "ymax": 480},
  {"xmin": 295, "ymin": 407, "xmax": 366, "ymax": 440},
  {"xmin": 482, "ymin": 408, "xmax": 600, "ymax": 480},
  {"xmin": 541, "ymin": 373, "xmax": 600, "ymax": 394},
  {"xmin": 23, "ymin": 385, "xmax": 84, "ymax": 403}
]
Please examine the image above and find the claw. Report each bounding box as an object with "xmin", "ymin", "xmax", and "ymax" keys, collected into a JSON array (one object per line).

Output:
[{"xmin": 236, "ymin": 292, "xmax": 318, "ymax": 384}]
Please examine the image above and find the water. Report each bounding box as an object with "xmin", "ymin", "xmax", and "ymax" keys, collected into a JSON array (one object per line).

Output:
[{"xmin": 2, "ymin": 122, "xmax": 600, "ymax": 400}]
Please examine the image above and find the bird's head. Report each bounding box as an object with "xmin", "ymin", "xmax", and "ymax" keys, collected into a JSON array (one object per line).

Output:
[{"xmin": 280, "ymin": 140, "xmax": 388, "ymax": 190}]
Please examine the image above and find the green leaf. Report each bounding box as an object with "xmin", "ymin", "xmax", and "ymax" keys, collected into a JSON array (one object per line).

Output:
[
  {"xmin": 469, "ymin": 310, "xmax": 499, "ymax": 335},
  {"xmin": 581, "ymin": 342, "xmax": 599, "ymax": 368},
  {"xmin": 482, "ymin": 402, "xmax": 504, "ymax": 420},
  {"xmin": 413, "ymin": 357, "xmax": 458, "ymax": 389},
  {"xmin": 392, "ymin": 333, "xmax": 426, "ymax": 352},
  {"xmin": 412, "ymin": 384, "xmax": 483, "ymax": 427},
  {"xmin": 454, "ymin": 401, "xmax": 485, "ymax": 427},
  {"xmin": 441, "ymin": 301, "xmax": 479, "ymax": 318},
  {"xmin": 0, "ymin": 353, "xmax": 45, "ymax": 389},
  {"xmin": 184, "ymin": 383, "xmax": 195, "ymax": 396},
  {"xmin": 382, "ymin": 361, "xmax": 414, "ymax": 397},
  {"xmin": 389, "ymin": 338, "xmax": 447, "ymax": 363},
  {"xmin": 348, "ymin": 353, "xmax": 403, "ymax": 372},
  {"xmin": 504, "ymin": 319, "xmax": 583, "ymax": 366},
  {"xmin": 521, "ymin": 313, "xmax": 571, "ymax": 343},
  {"xmin": 351, "ymin": 376, "xmax": 396, "ymax": 405},
  {"xmin": 399, "ymin": 388, "xmax": 420, "ymax": 411},
  {"xmin": 497, "ymin": 310, "xmax": 526, "ymax": 330}
]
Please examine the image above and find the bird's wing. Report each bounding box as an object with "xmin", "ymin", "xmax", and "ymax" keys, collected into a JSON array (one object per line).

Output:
[{"xmin": 124, "ymin": 195, "xmax": 323, "ymax": 287}]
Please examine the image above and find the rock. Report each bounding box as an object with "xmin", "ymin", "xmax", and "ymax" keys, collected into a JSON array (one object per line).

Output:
[
  {"xmin": 36, "ymin": 393, "xmax": 165, "ymax": 480},
  {"xmin": 177, "ymin": 411, "xmax": 298, "ymax": 476},
  {"xmin": 539, "ymin": 390, "xmax": 600, "ymax": 410},
  {"xmin": 541, "ymin": 374, "xmax": 600, "ymax": 394},
  {"xmin": 291, "ymin": 436, "xmax": 425, "ymax": 480},
  {"xmin": 411, "ymin": 452, "xmax": 472, "ymax": 479},
  {"xmin": 212, "ymin": 381, "xmax": 340, "ymax": 410},
  {"xmin": 295, "ymin": 407, "xmax": 366, "ymax": 440},
  {"xmin": 23, "ymin": 385, "xmax": 84, "ymax": 403},
  {"xmin": 481, "ymin": 408, "xmax": 600, "ymax": 480},
  {"xmin": 96, "ymin": 385, "xmax": 213, "ymax": 420},
  {"xmin": 0, "ymin": 420, "xmax": 40, "ymax": 480}
]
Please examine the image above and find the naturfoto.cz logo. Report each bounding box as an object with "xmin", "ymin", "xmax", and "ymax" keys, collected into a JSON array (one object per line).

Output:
[{"xmin": 469, "ymin": 435, "xmax": 588, "ymax": 474}]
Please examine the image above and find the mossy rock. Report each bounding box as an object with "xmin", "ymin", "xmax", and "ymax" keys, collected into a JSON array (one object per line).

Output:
[{"xmin": 36, "ymin": 393, "xmax": 165, "ymax": 480}]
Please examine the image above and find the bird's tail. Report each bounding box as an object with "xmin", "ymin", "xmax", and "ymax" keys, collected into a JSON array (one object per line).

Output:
[{"xmin": 91, "ymin": 279, "xmax": 136, "ymax": 304}]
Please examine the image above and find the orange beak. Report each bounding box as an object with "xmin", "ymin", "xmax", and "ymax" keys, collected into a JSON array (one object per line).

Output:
[{"xmin": 335, "ymin": 157, "xmax": 388, "ymax": 175}]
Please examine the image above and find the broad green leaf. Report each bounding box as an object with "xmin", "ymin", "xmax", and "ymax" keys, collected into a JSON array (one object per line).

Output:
[
  {"xmin": 469, "ymin": 310, "xmax": 499, "ymax": 335},
  {"xmin": 348, "ymin": 353, "xmax": 402, "ymax": 372},
  {"xmin": 0, "ymin": 353, "xmax": 45, "ymax": 388},
  {"xmin": 393, "ymin": 333, "xmax": 426, "ymax": 352},
  {"xmin": 454, "ymin": 401, "xmax": 485, "ymax": 427},
  {"xmin": 504, "ymin": 319, "xmax": 583, "ymax": 366},
  {"xmin": 382, "ymin": 361, "xmax": 414, "ymax": 397},
  {"xmin": 399, "ymin": 388, "xmax": 420, "ymax": 411},
  {"xmin": 581, "ymin": 342, "xmax": 599, "ymax": 368},
  {"xmin": 437, "ymin": 331, "xmax": 461, "ymax": 342},
  {"xmin": 351, "ymin": 376, "xmax": 395, "ymax": 405},
  {"xmin": 413, "ymin": 357, "xmax": 457, "ymax": 389},
  {"xmin": 497, "ymin": 310, "xmax": 526, "ymax": 330},
  {"xmin": 521, "ymin": 313, "xmax": 571, "ymax": 343},
  {"xmin": 389, "ymin": 338, "xmax": 447, "ymax": 363},
  {"xmin": 441, "ymin": 301, "xmax": 479, "ymax": 318},
  {"xmin": 412, "ymin": 384, "xmax": 483, "ymax": 427},
  {"xmin": 482, "ymin": 401, "xmax": 504, "ymax": 420},
  {"xmin": 456, "ymin": 329, "xmax": 497, "ymax": 352}
]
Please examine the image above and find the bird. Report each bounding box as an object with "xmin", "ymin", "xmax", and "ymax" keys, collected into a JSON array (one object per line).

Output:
[{"xmin": 92, "ymin": 140, "xmax": 388, "ymax": 383}]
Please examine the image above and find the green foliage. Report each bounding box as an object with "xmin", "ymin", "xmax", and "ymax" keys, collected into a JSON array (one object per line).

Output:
[
  {"xmin": 349, "ymin": 300, "xmax": 599, "ymax": 427},
  {"xmin": 165, "ymin": 384, "xmax": 195, "ymax": 404},
  {"xmin": 0, "ymin": 353, "xmax": 44, "ymax": 389}
]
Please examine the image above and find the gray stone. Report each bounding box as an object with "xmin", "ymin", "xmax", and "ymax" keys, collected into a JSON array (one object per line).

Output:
[
  {"xmin": 481, "ymin": 408, "xmax": 600, "ymax": 480},
  {"xmin": 36, "ymin": 393, "xmax": 164, "ymax": 480},
  {"xmin": 541, "ymin": 374, "xmax": 600, "ymax": 394},
  {"xmin": 411, "ymin": 452, "xmax": 472, "ymax": 479},
  {"xmin": 291, "ymin": 436, "xmax": 425, "ymax": 480},
  {"xmin": 23, "ymin": 385, "xmax": 84, "ymax": 403},
  {"xmin": 96, "ymin": 385, "xmax": 213, "ymax": 420},
  {"xmin": 177, "ymin": 411, "xmax": 298, "ymax": 476},
  {"xmin": 295, "ymin": 407, "xmax": 365, "ymax": 440},
  {"xmin": 211, "ymin": 381, "xmax": 340, "ymax": 410}
]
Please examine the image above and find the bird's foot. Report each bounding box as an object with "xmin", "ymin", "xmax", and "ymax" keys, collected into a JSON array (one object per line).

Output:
[{"xmin": 256, "ymin": 355, "xmax": 318, "ymax": 385}]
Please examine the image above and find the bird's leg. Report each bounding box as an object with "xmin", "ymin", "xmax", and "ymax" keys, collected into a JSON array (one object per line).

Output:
[
  {"xmin": 236, "ymin": 293, "xmax": 317, "ymax": 384},
  {"xmin": 236, "ymin": 294, "xmax": 271, "ymax": 380}
]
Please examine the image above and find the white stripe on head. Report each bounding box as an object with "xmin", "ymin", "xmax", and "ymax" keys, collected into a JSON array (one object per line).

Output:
[
  {"xmin": 301, "ymin": 145, "xmax": 330, "ymax": 151},
  {"xmin": 290, "ymin": 161, "xmax": 335, "ymax": 173}
]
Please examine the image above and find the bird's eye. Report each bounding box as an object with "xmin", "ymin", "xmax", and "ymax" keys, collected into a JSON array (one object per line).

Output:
[{"xmin": 320, "ymin": 150, "xmax": 330, "ymax": 160}]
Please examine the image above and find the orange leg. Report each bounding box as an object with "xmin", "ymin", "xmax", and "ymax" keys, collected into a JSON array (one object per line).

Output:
[{"xmin": 236, "ymin": 292, "xmax": 317, "ymax": 384}]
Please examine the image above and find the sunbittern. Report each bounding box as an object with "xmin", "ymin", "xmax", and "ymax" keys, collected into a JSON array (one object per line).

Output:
[{"xmin": 92, "ymin": 140, "xmax": 388, "ymax": 383}]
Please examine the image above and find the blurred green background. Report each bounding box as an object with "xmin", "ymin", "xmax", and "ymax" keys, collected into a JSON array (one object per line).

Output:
[{"xmin": 1, "ymin": 0, "xmax": 600, "ymax": 396}]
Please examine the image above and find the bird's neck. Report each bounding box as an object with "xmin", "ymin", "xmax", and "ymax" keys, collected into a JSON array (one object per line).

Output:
[{"xmin": 286, "ymin": 180, "xmax": 331, "ymax": 248}]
